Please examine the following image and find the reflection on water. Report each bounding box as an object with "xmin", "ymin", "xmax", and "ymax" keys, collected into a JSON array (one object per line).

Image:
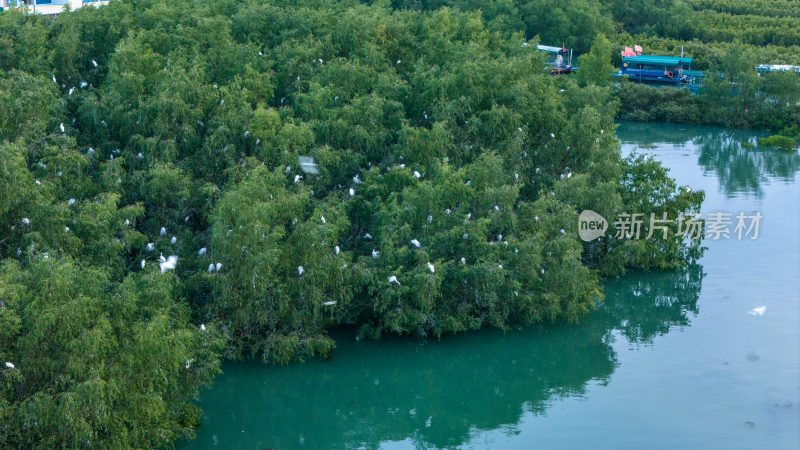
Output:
[
  {"xmin": 617, "ymin": 122, "xmax": 800, "ymax": 198},
  {"xmin": 184, "ymin": 267, "xmax": 704, "ymax": 449},
  {"xmin": 182, "ymin": 122, "xmax": 800, "ymax": 449}
]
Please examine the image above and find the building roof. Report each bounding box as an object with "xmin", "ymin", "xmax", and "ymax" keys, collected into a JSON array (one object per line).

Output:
[
  {"xmin": 537, "ymin": 45, "xmax": 563, "ymax": 53},
  {"xmin": 623, "ymin": 55, "xmax": 693, "ymax": 65}
]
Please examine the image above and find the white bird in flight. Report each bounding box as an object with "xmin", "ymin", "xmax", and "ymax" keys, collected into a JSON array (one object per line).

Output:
[
  {"xmin": 748, "ymin": 306, "xmax": 766, "ymax": 316},
  {"xmin": 159, "ymin": 255, "xmax": 178, "ymax": 274}
]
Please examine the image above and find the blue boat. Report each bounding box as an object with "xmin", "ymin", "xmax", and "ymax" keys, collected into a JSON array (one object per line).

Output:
[{"xmin": 620, "ymin": 55, "xmax": 704, "ymax": 89}]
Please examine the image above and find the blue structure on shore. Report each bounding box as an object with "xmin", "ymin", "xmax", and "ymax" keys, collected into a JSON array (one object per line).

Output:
[{"xmin": 620, "ymin": 55, "xmax": 704, "ymax": 89}]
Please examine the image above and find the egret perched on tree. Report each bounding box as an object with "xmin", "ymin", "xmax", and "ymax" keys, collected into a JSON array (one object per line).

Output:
[
  {"xmin": 364, "ymin": 233, "xmax": 373, "ymax": 240},
  {"xmin": 91, "ymin": 59, "xmax": 98, "ymax": 67},
  {"xmin": 68, "ymin": 87, "xmax": 74, "ymax": 96},
  {"xmin": 410, "ymin": 239, "xmax": 421, "ymax": 248},
  {"xmin": 215, "ymin": 263, "xmax": 222, "ymax": 271},
  {"xmin": 68, "ymin": 198, "xmax": 76, "ymax": 206},
  {"xmin": 426, "ymin": 262, "xmax": 435, "ymax": 273},
  {"xmin": 208, "ymin": 263, "xmax": 215, "ymax": 272},
  {"xmin": 170, "ymin": 236, "xmax": 177, "ymax": 244},
  {"xmin": 298, "ymin": 266, "xmax": 305, "ymax": 276},
  {"xmin": 59, "ymin": 123, "xmax": 65, "ymax": 133},
  {"xmin": 200, "ymin": 324, "xmax": 206, "ymax": 331},
  {"xmin": 320, "ymin": 216, "xmax": 326, "ymax": 224},
  {"xmin": 349, "ymin": 188, "xmax": 355, "ymax": 196},
  {"xmin": 427, "ymin": 215, "xmax": 433, "ymax": 224},
  {"xmin": 322, "ymin": 301, "xmax": 337, "ymax": 306},
  {"xmin": 4, "ymin": 362, "xmax": 13, "ymax": 369},
  {"xmin": 371, "ymin": 249, "xmax": 380, "ymax": 259},
  {"xmin": 52, "ymin": 75, "xmax": 56, "ymax": 83},
  {"xmin": 21, "ymin": 218, "xmax": 29, "ymax": 225},
  {"xmin": 413, "ymin": 171, "xmax": 421, "ymax": 179},
  {"xmin": 159, "ymin": 255, "xmax": 178, "ymax": 274},
  {"xmin": 352, "ymin": 175, "xmax": 362, "ymax": 184},
  {"xmin": 388, "ymin": 275, "xmax": 401, "ymax": 285},
  {"xmin": 335, "ymin": 246, "xmax": 340, "ymax": 255},
  {"xmin": 461, "ymin": 257, "xmax": 466, "ymax": 264},
  {"xmin": 146, "ymin": 243, "xmax": 155, "ymax": 252},
  {"xmin": 160, "ymin": 227, "xmax": 167, "ymax": 236},
  {"xmin": 198, "ymin": 247, "xmax": 207, "ymax": 256},
  {"xmin": 80, "ymin": 81, "xmax": 87, "ymax": 88},
  {"xmin": 294, "ymin": 174, "xmax": 303, "ymax": 183}
]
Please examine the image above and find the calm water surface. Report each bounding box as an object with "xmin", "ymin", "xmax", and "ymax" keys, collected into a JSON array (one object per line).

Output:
[{"xmin": 181, "ymin": 122, "xmax": 800, "ymax": 449}]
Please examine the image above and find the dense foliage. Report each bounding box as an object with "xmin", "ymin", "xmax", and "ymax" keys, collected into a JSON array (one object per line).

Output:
[{"xmin": 0, "ymin": 0, "xmax": 711, "ymax": 446}]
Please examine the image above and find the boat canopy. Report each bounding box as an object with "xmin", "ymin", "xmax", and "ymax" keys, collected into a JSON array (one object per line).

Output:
[{"xmin": 623, "ymin": 55, "xmax": 693, "ymax": 66}]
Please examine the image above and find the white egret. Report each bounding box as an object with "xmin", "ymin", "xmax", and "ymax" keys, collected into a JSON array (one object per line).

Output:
[
  {"xmin": 21, "ymin": 218, "xmax": 29, "ymax": 225},
  {"xmin": 427, "ymin": 215, "xmax": 432, "ymax": 224},
  {"xmin": 198, "ymin": 247, "xmax": 207, "ymax": 256},
  {"xmin": 335, "ymin": 246, "xmax": 340, "ymax": 255},
  {"xmin": 493, "ymin": 205, "xmax": 499, "ymax": 212},
  {"xmin": 371, "ymin": 249, "xmax": 379, "ymax": 259},
  {"xmin": 68, "ymin": 87, "xmax": 74, "ymax": 96},
  {"xmin": 208, "ymin": 263, "xmax": 215, "ymax": 272},
  {"xmin": 59, "ymin": 123, "xmax": 65, "ymax": 133},
  {"xmin": 550, "ymin": 133, "xmax": 555, "ymax": 138},
  {"xmin": 294, "ymin": 174, "xmax": 303, "ymax": 183},
  {"xmin": 200, "ymin": 324, "xmax": 206, "ymax": 331},
  {"xmin": 748, "ymin": 306, "xmax": 766, "ymax": 316},
  {"xmin": 52, "ymin": 75, "xmax": 57, "ymax": 83},
  {"xmin": 498, "ymin": 264, "xmax": 503, "ymax": 269},
  {"xmin": 160, "ymin": 227, "xmax": 167, "ymax": 236},
  {"xmin": 159, "ymin": 255, "xmax": 178, "ymax": 274},
  {"xmin": 146, "ymin": 243, "xmax": 155, "ymax": 252},
  {"xmin": 460, "ymin": 257, "xmax": 466, "ymax": 264},
  {"xmin": 560, "ymin": 229, "xmax": 565, "ymax": 234},
  {"xmin": 320, "ymin": 216, "xmax": 326, "ymax": 224},
  {"xmin": 349, "ymin": 188, "xmax": 355, "ymax": 196},
  {"xmin": 388, "ymin": 275, "xmax": 401, "ymax": 285},
  {"xmin": 140, "ymin": 260, "xmax": 146, "ymax": 269},
  {"xmin": 352, "ymin": 175, "xmax": 362, "ymax": 184},
  {"xmin": 65, "ymin": 227, "xmax": 70, "ymax": 232},
  {"xmin": 426, "ymin": 262, "xmax": 435, "ymax": 273},
  {"xmin": 91, "ymin": 59, "xmax": 98, "ymax": 67},
  {"xmin": 68, "ymin": 198, "xmax": 76, "ymax": 206},
  {"xmin": 124, "ymin": 219, "xmax": 130, "ymax": 226},
  {"xmin": 298, "ymin": 266, "xmax": 305, "ymax": 276},
  {"xmin": 410, "ymin": 239, "xmax": 421, "ymax": 248},
  {"xmin": 4, "ymin": 362, "xmax": 13, "ymax": 369},
  {"xmin": 413, "ymin": 171, "xmax": 421, "ymax": 179},
  {"xmin": 80, "ymin": 81, "xmax": 87, "ymax": 88},
  {"xmin": 364, "ymin": 233, "xmax": 373, "ymax": 240},
  {"xmin": 497, "ymin": 234, "xmax": 503, "ymax": 241},
  {"xmin": 215, "ymin": 262, "xmax": 222, "ymax": 271},
  {"xmin": 463, "ymin": 233, "xmax": 468, "ymax": 239},
  {"xmin": 185, "ymin": 359, "xmax": 193, "ymax": 369},
  {"xmin": 322, "ymin": 301, "xmax": 337, "ymax": 306},
  {"xmin": 445, "ymin": 209, "xmax": 451, "ymax": 215},
  {"xmin": 396, "ymin": 60, "xmax": 401, "ymax": 64},
  {"xmin": 136, "ymin": 152, "xmax": 143, "ymax": 159},
  {"xmin": 465, "ymin": 180, "xmax": 471, "ymax": 186}
]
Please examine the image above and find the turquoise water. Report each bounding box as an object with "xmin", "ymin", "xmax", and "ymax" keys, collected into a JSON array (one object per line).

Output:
[{"xmin": 181, "ymin": 123, "xmax": 800, "ymax": 449}]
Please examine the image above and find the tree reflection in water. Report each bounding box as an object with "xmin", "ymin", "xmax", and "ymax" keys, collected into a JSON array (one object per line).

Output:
[{"xmin": 186, "ymin": 265, "xmax": 704, "ymax": 449}]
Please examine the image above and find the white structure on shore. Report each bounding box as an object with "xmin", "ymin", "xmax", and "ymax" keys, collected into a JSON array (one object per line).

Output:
[{"xmin": 1, "ymin": 0, "xmax": 110, "ymax": 15}]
